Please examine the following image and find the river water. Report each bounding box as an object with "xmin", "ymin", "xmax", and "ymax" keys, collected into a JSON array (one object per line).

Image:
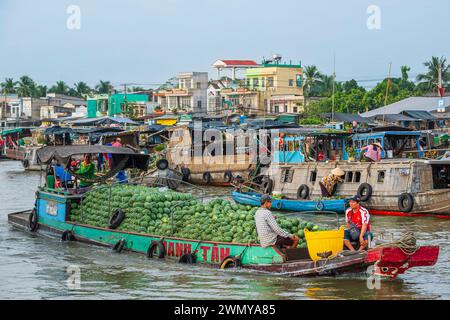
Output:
[{"xmin": 0, "ymin": 160, "xmax": 449, "ymax": 300}]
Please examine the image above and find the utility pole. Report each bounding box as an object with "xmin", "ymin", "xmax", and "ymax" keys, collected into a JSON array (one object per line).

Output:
[
  {"xmin": 383, "ymin": 62, "xmax": 392, "ymax": 123},
  {"xmin": 331, "ymin": 53, "xmax": 336, "ymax": 123}
]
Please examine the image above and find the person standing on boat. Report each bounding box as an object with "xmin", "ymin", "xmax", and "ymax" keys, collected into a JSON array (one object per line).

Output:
[
  {"xmin": 360, "ymin": 142, "xmax": 382, "ymax": 162},
  {"xmin": 255, "ymin": 194, "xmax": 299, "ymax": 249},
  {"xmin": 111, "ymin": 138, "xmax": 128, "ymax": 183},
  {"xmin": 344, "ymin": 195, "xmax": 371, "ymax": 251},
  {"xmin": 319, "ymin": 168, "xmax": 345, "ymax": 197},
  {"xmin": 76, "ymin": 154, "xmax": 96, "ymax": 188}
]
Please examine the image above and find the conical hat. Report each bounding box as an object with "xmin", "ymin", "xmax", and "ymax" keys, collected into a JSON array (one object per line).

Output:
[{"xmin": 331, "ymin": 168, "xmax": 345, "ymax": 176}]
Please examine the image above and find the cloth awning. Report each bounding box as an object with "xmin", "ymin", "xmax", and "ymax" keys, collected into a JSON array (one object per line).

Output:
[
  {"xmin": 37, "ymin": 145, "xmax": 150, "ymax": 171},
  {"xmin": 65, "ymin": 116, "xmax": 140, "ymax": 126},
  {"xmin": 44, "ymin": 126, "xmax": 74, "ymax": 136}
]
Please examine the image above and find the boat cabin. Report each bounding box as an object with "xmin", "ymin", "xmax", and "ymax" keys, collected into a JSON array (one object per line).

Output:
[
  {"xmin": 273, "ymin": 129, "xmax": 351, "ymax": 164},
  {"xmin": 351, "ymin": 131, "xmax": 424, "ymax": 159}
]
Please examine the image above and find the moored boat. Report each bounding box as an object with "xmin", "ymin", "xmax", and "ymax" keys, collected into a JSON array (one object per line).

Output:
[{"xmin": 231, "ymin": 190, "xmax": 346, "ymax": 214}]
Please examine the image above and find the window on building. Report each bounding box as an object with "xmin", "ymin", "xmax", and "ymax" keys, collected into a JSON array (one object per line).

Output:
[
  {"xmin": 267, "ymin": 77, "xmax": 274, "ymax": 87},
  {"xmin": 246, "ymin": 79, "xmax": 250, "ymax": 88},
  {"xmin": 197, "ymin": 100, "xmax": 202, "ymax": 109},
  {"xmin": 288, "ymin": 79, "xmax": 294, "ymax": 87},
  {"xmin": 274, "ymin": 105, "xmax": 279, "ymax": 113},
  {"xmin": 252, "ymin": 78, "xmax": 258, "ymax": 88},
  {"xmin": 293, "ymin": 107, "xmax": 298, "ymax": 113},
  {"xmin": 196, "ymin": 82, "xmax": 201, "ymax": 89},
  {"xmin": 284, "ymin": 105, "xmax": 287, "ymax": 113},
  {"xmin": 261, "ymin": 77, "xmax": 265, "ymax": 87}
]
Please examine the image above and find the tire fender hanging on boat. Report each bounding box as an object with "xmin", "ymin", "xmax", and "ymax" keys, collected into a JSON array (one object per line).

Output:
[
  {"xmin": 263, "ymin": 178, "xmax": 274, "ymax": 194},
  {"xmin": 147, "ymin": 240, "xmax": 165, "ymax": 259},
  {"xmin": 202, "ymin": 172, "xmax": 212, "ymax": 184},
  {"xmin": 108, "ymin": 208, "xmax": 126, "ymax": 230},
  {"xmin": 223, "ymin": 171, "xmax": 233, "ymax": 183},
  {"xmin": 112, "ymin": 239, "xmax": 126, "ymax": 253},
  {"xmin": 29, "ymin": 208, "xmax": 39, "ymax": 232},
  {"xmin": 178, "ymin": 253, "xmax": 197, "ymax": 264},
  {"xmin": 181, "ymin": 167, "xmax": 191, "ymax": 182},
  {"xmin": 357, "ymin": 183, "xmax": 373, "ymax": 202},
  {"xmin": 297, "ymin": 184, "xmax": 310, "ymax": 199},
  {"xmin": 398, "ymin": 193, "xmax": 414, "ymax": 213},
  {"xmin": 61, "ymin": 230, "xmax": 76, "ymax": 242},
  {"xmin": 219, "ymin": 255, "xmax": 243, "ymax": 269}
]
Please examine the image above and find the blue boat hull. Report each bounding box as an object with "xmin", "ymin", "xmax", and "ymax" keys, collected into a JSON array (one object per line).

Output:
[{"xmin": 232, "ymin": 191, "xmax": 346, "ymax": 214}]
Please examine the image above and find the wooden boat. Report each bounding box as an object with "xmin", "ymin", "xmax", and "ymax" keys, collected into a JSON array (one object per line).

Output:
[
  {"xmin": 231, "ymin": 191, "xmax": 346, "ymax": 213},
  {"xmin": 6, "ymin": 145, "xmax": 439, "ymax": 279},
  {"xmin": 259, "ymin": 129, "xmax": 450, "ymax": 215},
  {"xmin": 8, "ymin": 207, "xmax": 439, "ymax": 278},
  {"xmin": 163, "ymin": 125, "xmax": 257, "ymax": 187}
]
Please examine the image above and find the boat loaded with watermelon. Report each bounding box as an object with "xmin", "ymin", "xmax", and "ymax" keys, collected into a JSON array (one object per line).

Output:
[{"xmin": 7, "ymin": 146, "xmax": 439, "ymax": 278}]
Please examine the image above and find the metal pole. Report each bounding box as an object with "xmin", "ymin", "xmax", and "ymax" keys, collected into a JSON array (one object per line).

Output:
[
  {"xmin": 383, "ymin": 62, "xmax": 392, "ymax": 123},
  {"xmin": 331, "ymin": 53, "xmax": 336, "ymax": 123}
]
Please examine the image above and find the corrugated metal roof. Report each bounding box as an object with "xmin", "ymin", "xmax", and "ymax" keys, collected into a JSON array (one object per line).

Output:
[
  {"xmin": 402, "ymin": 110, "xmax": 437, "ymax": 120},
  {"xmin": 323, "ymin": 112, "xmax": 372, "ymax": 123},
  {"xmin": 372, "ymin": 114, "xmax": 417, "ymax": 122},
  {"xmin": 361, "ymin": 97, "xmax": 450, "ymax": 117}
]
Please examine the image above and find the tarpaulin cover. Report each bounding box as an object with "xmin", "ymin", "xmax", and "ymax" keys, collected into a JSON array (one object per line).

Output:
[{"xmin": 37, "ymin": 145, "xmax": 149, "ymax": 171}]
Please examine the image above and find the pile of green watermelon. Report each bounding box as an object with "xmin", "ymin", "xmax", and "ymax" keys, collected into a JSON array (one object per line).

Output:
[{"xmin": 69, "ymin": 184, "xmax": 324, "ymax": 248}]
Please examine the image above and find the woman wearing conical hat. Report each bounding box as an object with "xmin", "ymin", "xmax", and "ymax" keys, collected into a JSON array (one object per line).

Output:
[
  {"xmin": 360, "ymin": 142, "xmax": 382, "ymax": 162},
  {"xmin": 319, "ymin": 167, "xmax": 345, "ymax": 197}
]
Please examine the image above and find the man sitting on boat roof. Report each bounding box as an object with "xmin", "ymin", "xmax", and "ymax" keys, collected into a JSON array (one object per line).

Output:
[
  {"xmin": 319, "ymin": 168, "xmax": 345, "ymax": 197},
  {"xmin": 344, "ymin": 195, "xmax": 372, "ymax": 251},
  {"xmin": 255, "ymin": 194, "xmax": 299, "ymax": 249}
]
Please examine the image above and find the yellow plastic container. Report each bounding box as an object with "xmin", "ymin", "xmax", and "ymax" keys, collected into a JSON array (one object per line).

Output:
[{"xmin": 304, "ymin": 226, "xmax": 345, "ymax": 261}]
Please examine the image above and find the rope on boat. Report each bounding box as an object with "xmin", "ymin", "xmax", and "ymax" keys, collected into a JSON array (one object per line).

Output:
[{"xmin": 373, "ymin": 231, "xmax": 418, "ymax": 256}]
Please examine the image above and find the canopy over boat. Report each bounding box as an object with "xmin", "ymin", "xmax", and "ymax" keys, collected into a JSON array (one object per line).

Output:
[{"xmin": 37, "ymin": 145, "xmax": 150, "ymax": 171}]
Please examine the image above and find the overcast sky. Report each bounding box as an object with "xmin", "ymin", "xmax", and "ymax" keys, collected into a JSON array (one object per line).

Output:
[{"xmin": 1, "ymin": 0, "xmax": 449, "ymax": 89}]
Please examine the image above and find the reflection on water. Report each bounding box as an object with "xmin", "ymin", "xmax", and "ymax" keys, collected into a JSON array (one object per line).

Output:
[{"xmin": 0, "ymin": 160, "xmax": 449, "ymax": 299}]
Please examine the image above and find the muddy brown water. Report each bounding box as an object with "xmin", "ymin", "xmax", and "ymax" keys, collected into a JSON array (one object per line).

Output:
[{"xmin": 0, "ymin": 160, "xmax": 449, "ymax": 299}]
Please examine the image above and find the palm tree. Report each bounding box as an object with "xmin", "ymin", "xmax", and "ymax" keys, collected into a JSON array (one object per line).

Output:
[
  {"xmin": 74, "ymin": 81, "xmax": 91, "ymax": 97},
  {"xmin": 36, "ymin": 85, "xmax": 47, "ymax": 97},
  {"xmin": 318, "ymin": 74, "xmax": 336, "ymax": 97},
  {"xmin": 16, "ymin": 75, "xmax": 37, "ymax": 97},
  {"xmin": 49, "ymin": 81, "xmax": 69, "ymax": 95},
  {"xmin": 1, "ymin": 78, "xmax": 17, "ymax": 95},
  {"xmin": 417, "ymin": 56, "xmax": 450, "ymax": 92},
  {"xmin": 303, "ymin": 65, "xmax": 323, "ymax": 97},
  {"xmin": 401, "ymin": 65, "xmax": 411, "ymax": 82},
  {"xmin": 95, "ymin": 80, "xmax": 114, "ymax": 94}
]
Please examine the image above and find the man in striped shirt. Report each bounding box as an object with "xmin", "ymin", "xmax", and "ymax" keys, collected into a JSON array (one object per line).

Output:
[
  {"xmin": 255, "ymin": 195, "xmax": 299, "ymax": 249},
  {"xmin": 344, "ymin": 195, "xmax": 372, "ymax": 251}
]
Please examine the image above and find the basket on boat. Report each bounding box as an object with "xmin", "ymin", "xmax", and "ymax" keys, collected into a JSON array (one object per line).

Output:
[{"xmin": 304, "ymin": 226, "xmax": 345, "ymax": 261}]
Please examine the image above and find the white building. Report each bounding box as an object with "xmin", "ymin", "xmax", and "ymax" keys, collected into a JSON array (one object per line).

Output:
[
  {"xmin": 207, "ymin": 79, "xmax": 232, "ymax": 115},
  {"xmin": 157, "ymin": 72, "xmax": 208, "ymax": 114}
]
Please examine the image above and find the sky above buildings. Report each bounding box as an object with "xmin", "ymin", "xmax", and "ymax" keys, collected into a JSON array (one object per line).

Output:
[{"xmin": 0, "ymin": 0, "xmax": 449, "ymax": 89}]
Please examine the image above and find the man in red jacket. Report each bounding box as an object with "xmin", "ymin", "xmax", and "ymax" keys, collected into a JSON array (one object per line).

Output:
[{"xmin": 344, "ymin": 195, "xmax": 372, "ymax": 251}]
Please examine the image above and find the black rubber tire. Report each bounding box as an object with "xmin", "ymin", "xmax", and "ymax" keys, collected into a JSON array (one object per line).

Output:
[
  {"xmin": 263, "ymin": 178, "xmax": 274, "ymax": 194},
  {"xmin": 297, "ymin": 184, "xmax": 310, "ymax": 199},
  {"xmin": 179, "ymin": 253, "xmax": 197, "ymax": 264},
  {"xmin": 156, "ymin": 159, "xmax": 169, "ymax": 170},
  {"xmin": 29, "ymin": 208, "xmax": 39, "ymax": 232},
  {"xmin": 112, "ymin": 239, "xmax": 125, "ymax": 253},
  {"xmin": 398, "ymin": 193, "xmax": 414, "ymax": 213},
  {"xmin": 223, "ymin": 171, "xmax": 233, "ymax": 183},
  {"xmin": 108, "ymin": 209, "xmax": 125, "ymax": 229},
  {"xmin": 180, "ymin": 167, "xmax": 191, "ymax": 182},
  {"xmin": 357, "ymin": 183, "xmax": 373, "ymax": 202},
  {"xmin": 202, "ymin": 172, "xmax": 212, "ymax": 184},
  {"xmin": 22, "ymin": 159, "xmax": 29, "ymax": 168},
  {"xmin": 61, "ymin": 230, "xmax": 76, "ymax": 242},
  {"xmin": 219, "ymin": 256, "xmax": 242, "ymax": 269},
  {"xmin": 146, "ymin": 240, "xmax": 166, "ymax": 259}
]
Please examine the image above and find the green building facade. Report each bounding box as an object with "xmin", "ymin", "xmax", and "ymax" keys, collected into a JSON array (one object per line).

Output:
[{"xmin": 87, "ymin": 94, "xmax": 149, "ymax": 118}]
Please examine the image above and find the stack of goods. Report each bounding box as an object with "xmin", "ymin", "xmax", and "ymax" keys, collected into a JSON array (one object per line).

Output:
[{"xmin": 70, "ymin": 185, "xmax": 324, "ymax": 248}]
